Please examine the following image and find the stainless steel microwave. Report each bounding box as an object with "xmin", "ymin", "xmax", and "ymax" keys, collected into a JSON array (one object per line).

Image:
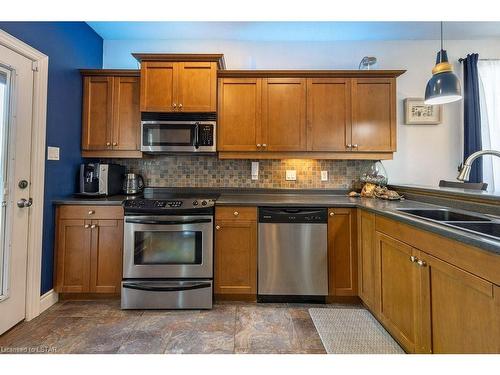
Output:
[{"xmin": 140, "ymin": 113, "xmax": 216, "ymax": 153}]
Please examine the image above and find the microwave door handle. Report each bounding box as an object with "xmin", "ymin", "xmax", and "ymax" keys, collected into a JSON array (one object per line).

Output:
[
  {"xmin": 125, "ymin": 218, "xmax": 212, "ymax": 225},
  {"xmin": 194, "ymin": 122, "xmax": 200, "ymax": 149}
]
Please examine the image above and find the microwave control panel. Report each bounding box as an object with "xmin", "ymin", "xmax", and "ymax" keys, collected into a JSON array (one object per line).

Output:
[{"xmin": 198, "ymin": 124, "xmax": 214, "ymax": 146}]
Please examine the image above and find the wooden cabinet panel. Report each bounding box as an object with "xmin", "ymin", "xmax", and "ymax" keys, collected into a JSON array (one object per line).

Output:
[
  {"xmin": 328, "ymin": 208, "xmax": 357, "ymax": 296},
  {"xmin": 82, "ymin": 76, "xmax": 113, "ymax": 150},
  {"xmin": 351, "ymin": 78, "xmax": 396, "ymax": 152},
  {"xmin": 178, "ymin": 62, "xmax": 217, "ymax": 112},
  {"xmin": 307, "ymin": 78, "xmax": 351, "ymax": 151},
  {"xmin": 58, "ymin": 205, "xmax": 123, "ymax": 220},
  {"xmin": 140, "ymin": 61, "xmax": 177, "ymax": 112},
  {"xmin": 112, "ymin": 76, "xmax": 140, "ymax": 150},
  {"xmin": 357, "ymin": 210, "xmax": 378, "ymax": 312},
  {"xmin": 376, "ymin": 232, "xmax": 422, "ymax": 353},
  {"xmin": 218, "ymin": 78, "xmax": 262, "ymax": 151},
  {"xmin": 90, "ymin": 220, "xmax": 123, "ymax": 294},
  {"xmin": 214, "ymin": 206, "xmax": 257, "ymax": 298},
  {"xmin": 262, "ymin": 78, "xmax": 306, "ymax": 151},
  {"xmin": 419, "ymin": 252, "xmax": 500, "ymax": 353},
  {"xmin": 55, "ymin": 219, "xmax": 91, "ymax": 293}
]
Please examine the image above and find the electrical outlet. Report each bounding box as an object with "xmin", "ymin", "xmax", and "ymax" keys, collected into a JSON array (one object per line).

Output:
[
  {"xmin": 321, "ymin": 171, "xmax": 328, "ymax": 181},
  {"xmin": 47, "ymin": 146, "xmax": 60, "ymax": 161},
  {"xmin": 251, "ymin": 161, "xmax": 259, "ymax": 180},
  {"xmin": 285, "ymin": 170, "xmax": 296, "ymax": 181}
]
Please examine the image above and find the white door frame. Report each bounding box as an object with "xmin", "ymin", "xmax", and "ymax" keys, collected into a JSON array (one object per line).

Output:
[{"xmin": 0, "ymin": 29, "xmax": 48, "ymax": 321}]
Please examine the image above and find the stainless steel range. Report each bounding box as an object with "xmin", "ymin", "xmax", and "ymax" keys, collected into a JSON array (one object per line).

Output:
[{"xmin": 121, "ymin": 188, "xmax": 218, "ymax": 309}]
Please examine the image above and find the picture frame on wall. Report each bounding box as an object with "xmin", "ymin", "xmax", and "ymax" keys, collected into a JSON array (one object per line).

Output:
[{"xmin": 404, "ymin": 98, "xmax": 442, "ymax": 125}]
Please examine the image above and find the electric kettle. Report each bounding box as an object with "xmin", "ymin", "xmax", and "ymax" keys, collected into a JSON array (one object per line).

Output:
[{"xmin": 123, "ymin": 173, "xmax": 144, "ymax": 195}]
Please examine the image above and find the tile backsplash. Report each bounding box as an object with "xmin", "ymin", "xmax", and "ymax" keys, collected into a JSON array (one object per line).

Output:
[{"xmin": 114, "ymin": 156, "xmax": 374, "ymax": 190}]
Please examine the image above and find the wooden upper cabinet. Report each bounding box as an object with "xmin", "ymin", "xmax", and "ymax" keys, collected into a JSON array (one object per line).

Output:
[
  {"xmin": 418, "ymin": 251, "xmax": 499, "ymax": 353},
  {"xmin": 307, "ymin": 78, "xmax": 351, "ymax": 151},
  {"xmin": 328, "ymin": 208, "xmax": 357, "ymax": 297},
  {"xmin": 218, "ymin": 78, "xmax": 262, "ymax": 151},
  {"xmin": 140, "ymin": 61, "xmax": 177, "ymax": 112},
  {"xmin": 351, "ymin": 78, "xmax": 396, "ymax": 152},
  {"xmin": 82, "ymin": 76, "xmax": 113, "ymax": 150},
  {"xmin": 81, "ymin": 70, "xmax": 141, "ymax": 157},
  {"xmin": 178, "ymin": 62, "xmax": 217, "ymax": 112},
  {"xmin": 113, "ymin": 76, "xmax": 140, "ymax": 151},
  {"xmin": 262, "ymin": 78, "xmax": 307, "ymax": 151}
]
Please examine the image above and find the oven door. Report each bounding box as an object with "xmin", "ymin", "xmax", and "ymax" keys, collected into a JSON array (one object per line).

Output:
[{"xmin": 123, "ymin": 215, "xmax": 213, "ymax": 279}]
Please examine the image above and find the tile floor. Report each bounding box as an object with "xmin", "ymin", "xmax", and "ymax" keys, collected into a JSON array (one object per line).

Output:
[{"xmin": 0, "ymin": 300, "xmax": 362, "ymax": 354}]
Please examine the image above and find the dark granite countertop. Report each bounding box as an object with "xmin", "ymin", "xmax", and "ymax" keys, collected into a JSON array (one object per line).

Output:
[
  {"xmin": 53, "ymin": 189, "xmax": 500, "ymax": 255},
  {"xmin": 391, "ymin": 183, "xmax": 500, "ymax": 203}
]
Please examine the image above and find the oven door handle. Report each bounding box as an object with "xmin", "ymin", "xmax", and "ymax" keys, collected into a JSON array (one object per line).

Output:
[
  {"xmin": 122, "ymin": 281, "xmax": 212, "ymax": 292},
  {"xmin": 125, "ymin": 218, "xmax": 212, "ymax": 225}
]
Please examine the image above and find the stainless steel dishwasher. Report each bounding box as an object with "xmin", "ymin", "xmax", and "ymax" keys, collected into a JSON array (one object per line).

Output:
[{"xmin": 258, "ymin": 207, "xmax": 328, "ymax": 302}]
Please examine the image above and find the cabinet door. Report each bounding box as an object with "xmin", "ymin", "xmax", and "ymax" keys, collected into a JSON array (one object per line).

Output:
[
  {"xmin": 112, "ymin": 76, "xmax": 140, "ymax": 151},
  {"xmin": 140, "ymin": 61, "xmax": 177, "ymax": 112},
  {"xmin": 55, "ymin": 219, "xmax": 91, "ymax": 293},
  {"xmin": 357, "ymin": 210, "xmax": 378, "ymax": 312},
  {"xmin": 328, "ymin": 208, "xmax": 357, "ymax": 296},
  {"xmin": 178, "ymin": 62, "xmax": 217, "ymax": 112},
  {"xmin": 82, "ymin": 76, "xmax": 113, "ymax": 150},
  {"xmin": 214, "ymin": 220, "xmax": 257, "ymax": 296},
  {"xmin": 351, "ymin": 78, "xmax": 396, "ymax": 152},
  {"xmin": 376, "ymin": 232, "xmax": 422, "ymax": 353},
  {"xmin": 90, "ymin": 220, "xmax": 123, "ymax": 294},
  {"xmin": 262, "ymin": 78, "xmax": 307, "ymax": 151},
  {"xmin": 218, "ymin": 78, "xmax": 262, "ymax": 151},
  {"xmin": 307, "ymin": 78, "xmax": 351, "ymax": 151},
  {"xmin": 419, "ymin": 252, "xmax": 500, "ymax": 353}
]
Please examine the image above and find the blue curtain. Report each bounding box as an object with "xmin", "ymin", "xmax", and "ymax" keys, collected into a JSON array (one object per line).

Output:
[{"xmin": 462, "ymin": 53, "xmax": 483, "ymax": 183}]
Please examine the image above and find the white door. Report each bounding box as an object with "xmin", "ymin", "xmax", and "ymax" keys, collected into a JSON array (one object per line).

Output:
[{"xmin": 0, "ymin": 44, "xmax": 34, "ymax": 335}]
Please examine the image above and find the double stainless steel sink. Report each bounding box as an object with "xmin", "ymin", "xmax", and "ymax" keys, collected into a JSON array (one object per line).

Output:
[{"xmin": 396, "ymin": 208, "xmax": 500, "ymax": 240}]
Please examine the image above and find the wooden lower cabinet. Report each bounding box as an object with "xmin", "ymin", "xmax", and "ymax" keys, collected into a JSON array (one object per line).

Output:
[
  {"xmin": 419, "ymin": 251, "xmax": 500, "ymax": 353},
  {"xmin": 328, "ymin": 208, "xmax": 357, "ymax": 297},
  {"xmin": 55, "ymin": 206, "xmax": 123, "ymax": 295},
  {"xmin": 214, "ymin": 207, "xmax": 257, "ymax": 299},
  {"xmin": 357, "ymin": 210, "xmax": 378, "ymax": 312}
]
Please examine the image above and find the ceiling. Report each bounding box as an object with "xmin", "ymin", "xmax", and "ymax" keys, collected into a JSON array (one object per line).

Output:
[{"xmin": 87, "ymin": 21, "xmax": 500, "ymax": 42}]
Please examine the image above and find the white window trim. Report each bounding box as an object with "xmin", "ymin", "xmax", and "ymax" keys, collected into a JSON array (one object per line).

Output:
[{"xmin": 0, "ymin": 29, "xmax": 52, "ymax": 320}]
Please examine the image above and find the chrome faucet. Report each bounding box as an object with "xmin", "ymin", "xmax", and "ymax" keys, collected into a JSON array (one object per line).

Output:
[{"xmin": 457, "ymin": 150, "xmax": 500, "ymax": 181}]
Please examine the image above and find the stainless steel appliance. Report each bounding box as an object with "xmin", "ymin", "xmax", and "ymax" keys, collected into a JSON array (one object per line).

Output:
[
  {"xmin": 121, "ymin": 188, "xmax": 218, "ymax": 309},
  {"xmin": 258, "ymin": 207, "xmax": 328, "ymax": 302},
  {"xmin": 123, "ymin": 173, "xmax": 144, "ymax": 195},
  {"xmin": 141, "ymin": 113, "xmax": 216, "ymax": 154},
  {"xmin": 78, "ymin": 163, "xmax": 125, "ymax": 197}
]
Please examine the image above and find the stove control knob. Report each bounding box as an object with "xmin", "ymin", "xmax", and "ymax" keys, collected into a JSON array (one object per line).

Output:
[
  {"xmin": 192, "ymin": 200, "xmax": 198, "ymax": 206},
  {"xmin": 201, "ymin": 200, "xmax": 207, "ymax": 206}
]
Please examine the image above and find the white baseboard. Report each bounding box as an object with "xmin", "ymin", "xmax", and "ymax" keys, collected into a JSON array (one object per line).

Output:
[{"xmin": 39, "ymin": 289, "xmax": 58, "ymax": 313}]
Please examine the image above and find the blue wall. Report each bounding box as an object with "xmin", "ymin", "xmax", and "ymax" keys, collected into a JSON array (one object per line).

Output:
[{"xmin": 0, "ymin": 22, "xmax": 103, "ymax": 294}]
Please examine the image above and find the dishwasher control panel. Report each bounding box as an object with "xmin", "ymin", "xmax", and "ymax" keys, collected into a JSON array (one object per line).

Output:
[{"xmin": 258, "ymin": 207, "xmax": 328, "ymax": 223}]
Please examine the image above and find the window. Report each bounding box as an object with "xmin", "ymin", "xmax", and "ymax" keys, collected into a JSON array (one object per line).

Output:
[{"xmin": 477, "ymin": 61, "xmax": 500, "ymax": 191}]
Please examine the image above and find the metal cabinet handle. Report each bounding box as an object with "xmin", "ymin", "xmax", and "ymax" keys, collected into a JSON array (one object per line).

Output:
[
  {"xmin": 17, "ymin": 198, "xmax": 32, "ymax": 208},
  {"xmin": 233, "ymin": 211, "xmax": 239, "ymax": 216},
  {"xmin": 417, "ymin": 259, "xmax": 427, "ymax": 267},
  {"xmin": 329, "ymin": 212, "xmax": 335, "ymax": 217},
  {"xmin": 84, "ymin": 224, "xmax": 90, "ymax": 229},
  {"xmin": 215, "ymin": 225, "xmax": 221, "ymax": 230},
  {"xmin": 410, "ymin": 255, "xmax": 418, "ymax": 263},
  {"xmin": 88, "ymin": 210, "xmax": 95, "ymax": 215}
]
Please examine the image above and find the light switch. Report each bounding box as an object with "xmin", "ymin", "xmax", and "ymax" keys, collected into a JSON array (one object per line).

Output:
[
  {"xmin": 251, "ymin": 161, "xmax": 259, "ymax": 180},
  {"xmin": 321, "ymin": 171, "xmax": 328, "ymax": 181},
  {"xmin": 47, "ymin": 146, "xmax": 60, "ymax": 161},
  {"xmin": 286, "ymin": 170, "xmax": 296, "ymax": 181}
]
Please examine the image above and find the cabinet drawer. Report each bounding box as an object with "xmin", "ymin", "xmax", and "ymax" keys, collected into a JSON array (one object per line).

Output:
[
  {"xmin": 215, "ymin": 206, "xmax": 257, "ymax": 221},
  {"xmin": 58, "ymin": 205, "xmax": 124, "ymax": 220}
]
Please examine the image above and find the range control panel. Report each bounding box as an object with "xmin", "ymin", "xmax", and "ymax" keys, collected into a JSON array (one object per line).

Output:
[{"xmin": 123, "ymin": 198, "xmax": 216, "ymax": 211}]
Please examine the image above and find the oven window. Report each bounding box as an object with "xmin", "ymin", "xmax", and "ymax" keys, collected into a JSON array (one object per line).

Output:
[
  {"xmin": 134, "ymin": 231, "xmax": 202, "ymax": 265},
  {"xmin": 142, "ymin": 124, "xmax": 193, "ymax": 146}
]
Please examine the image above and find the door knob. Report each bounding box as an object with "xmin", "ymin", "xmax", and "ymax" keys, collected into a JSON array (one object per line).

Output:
[
  {"xmin": 346, "ymin": 144, "xmax": 352, "ymax": 149},
  {"xmin": 90, "ymin": 224, "xmax": 97, "ymax": 229},
  {"xmin": 88, "ymin": 210, "xmax": 95, "ymax": 215},
  {"xmin": 410, "ymin": 255, "xmax": 418, "ymax": 263},
  {"xmin": 84, "ymin": 224, "xmax": 90, "ymax": 229},
  {"xmin": 215, "ymin": 225, "xmax": 221, "ymax": 230},
  {"xmin": 17, "ymin": 198, "xmax": 32, "ymax": 208},
  {"xmin": 353, "ymin": 144, "xmax": 359, "ymax": 149},
  {"xmin": 262, "ymin": 144, "xmax": 267, "ymax": 147},
  {"xmin": 179, "ymin": 103, "xmax": 183, "ymax": 109},
  {"xmin": 173, "ymin": 103, "xmax": 177, "ymax": 108},
  {"xmin": 106, "ymin": 142, "xmax": 111, "ymax": 146},
  {"xmin": 257, "ymin": 144, "xmax": 261, "ymax": 148},
  {"xmin": 329, "ymin": 212, "xmax": 335, "ymax": 217},
  {"xmin": 113, "ymin": 142, "xmax": 118, "ymax": 146},
  {"xmin": 416, "ymin": 259, "xmax": 427, "ymax": 267},
  {"xmin": 233, "ymin": 211, "xmax": 239, "ymax": 216}
]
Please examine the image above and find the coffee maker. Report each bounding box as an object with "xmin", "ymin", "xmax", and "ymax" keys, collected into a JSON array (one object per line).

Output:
[{"xmin": 78, "ymin": 163, "xmax": 125, "ymax": 197}]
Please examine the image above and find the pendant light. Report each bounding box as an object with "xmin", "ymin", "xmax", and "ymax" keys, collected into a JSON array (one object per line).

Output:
[{"xmin": 424, "ymin": 22, "xmax": 462, "ymax": 105}]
